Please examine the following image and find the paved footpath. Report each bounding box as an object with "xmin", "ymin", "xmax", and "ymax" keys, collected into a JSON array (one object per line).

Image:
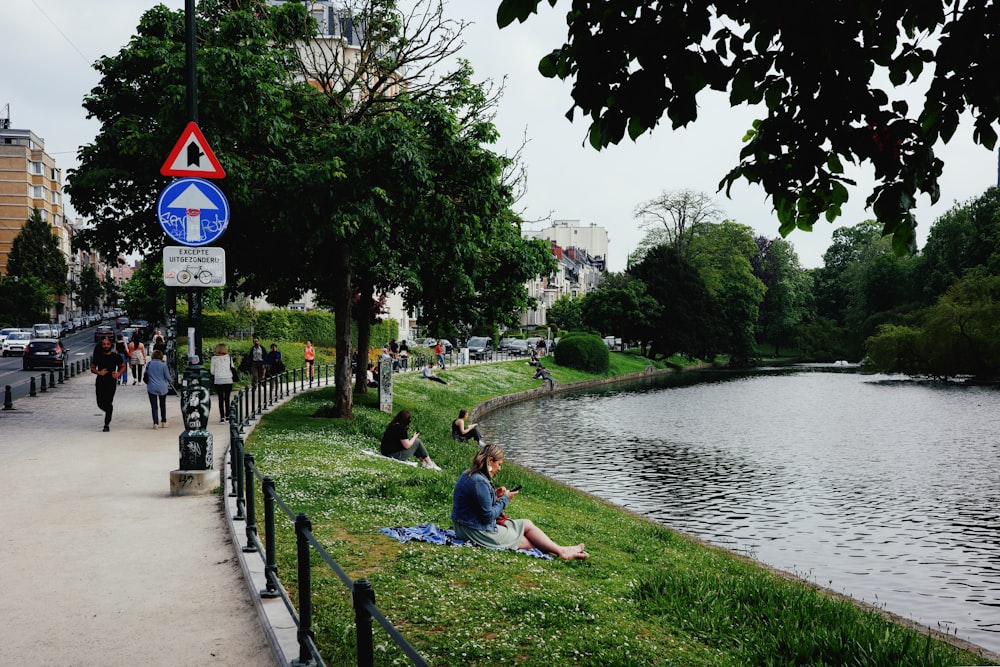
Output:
[{"xmin": 0, "ymin": 370, "xmax": 277, "ymax": 666}]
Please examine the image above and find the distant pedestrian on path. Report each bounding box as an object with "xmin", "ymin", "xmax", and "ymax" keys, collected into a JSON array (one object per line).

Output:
[
  {"xmin": 435, "ymin": 340, "xmax": 446, "ymax": 369},
  {"xmin": 304, "ymin": 340, "xmax": 315, "ymax": 380},
  {"xmin": 129, "ymin": 337, "xmax": 146, "ymax": 385},
  {"xmin": 115, "ymin": 335, "xmax": 129, "ymax": 384},
  {"xmin": 144, "ymin": 349, "xmax": 172, "ymax": 428},
  {"xmin": 249, "ymin": 337, "xmax": 266, "ymax": 385},
  {"xmin": 210, "ymin": 343, "xmax": 234, "ymax": 423},
  {"xmin": 91, "ymin": 336, "xmax": 126, "ymax": 432}
]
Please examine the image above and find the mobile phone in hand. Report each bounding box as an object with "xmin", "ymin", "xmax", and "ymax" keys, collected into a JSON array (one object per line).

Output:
[{"xmin": 510, "ymin": 485, "xmax": 523, "ymax": 492}]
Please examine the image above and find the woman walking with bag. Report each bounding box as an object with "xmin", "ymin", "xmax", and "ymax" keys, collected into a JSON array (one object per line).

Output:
[
  {"xmin": 129, "ymin": 337, "xmax": 147, "ymax": 385},
  {"xmin": 210, "ymin": 342, "xmax": 235, "ymax": 423}
]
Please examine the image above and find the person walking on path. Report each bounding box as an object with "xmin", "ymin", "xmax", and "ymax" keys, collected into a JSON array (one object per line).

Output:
[
  {"xmin": 144, "ymin": 349, "xmax": 172, "ymax": 428},
  {"xmin": 249, "ymin": 337, "xmax": 266, "ymax": 385},
  {"xmin": 210, "ymin": 342, "xmax": 235, "ymax": 423},
  {"xmin": 91, "ymin": 336, "xmax": 126, "ymax": 431},
  {"xmin": 435, "ymin": 340, "xmax": 447, "ymax": 369},
  {"xmin": 129, "ymin": 337, "xmax": 147, "ymax": 385},
  {"xmin": 115, "ymin": 335, "xmax": 129, "ymax": 385},
  {"xmin": 304, "ymin": 340, "xmax": 315, "ymax": 380}
]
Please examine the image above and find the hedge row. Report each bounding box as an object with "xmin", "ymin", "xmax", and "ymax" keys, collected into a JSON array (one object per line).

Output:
[{"xmin": 192, "ymin": 309, "xmax": 398, "ymax": 349}]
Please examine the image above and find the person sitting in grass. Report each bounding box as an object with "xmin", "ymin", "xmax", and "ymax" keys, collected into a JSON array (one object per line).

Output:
[
  {"xmin": 452, "ymin": 409, "xmax": 485, "ymax": 446},
  {"xmin": 423, "ymin": 363, "xmax": 447, "ymax": 384},
  {"xmin": 451, "ymin": 443, "xmax": 589, "ymax": 560},
  {"xmin": 533, "ymin": 364, "xmax": 554, "ymax": 389},
  {"xmin": 380, "ymin": 410, "xmax": 441, "ymax": 471}
]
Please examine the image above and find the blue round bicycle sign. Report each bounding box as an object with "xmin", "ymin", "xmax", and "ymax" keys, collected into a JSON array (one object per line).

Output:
[{"xmin": 157, "ymin": 177, "xmax": 230, "ymax": 247}]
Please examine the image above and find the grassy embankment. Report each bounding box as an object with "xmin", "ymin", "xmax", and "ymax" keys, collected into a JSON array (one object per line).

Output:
[{"xmin": 243, "ymin": 352, "xmax": 994, "ymax": 666}]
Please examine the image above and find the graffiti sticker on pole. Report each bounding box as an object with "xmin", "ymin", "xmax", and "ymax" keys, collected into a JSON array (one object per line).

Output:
[{"xmin": 157, "ymin": 177, "xmax": 229, "ymax": 247}]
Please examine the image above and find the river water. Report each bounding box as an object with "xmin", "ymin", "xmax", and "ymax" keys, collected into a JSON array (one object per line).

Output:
[{"xmin": 479, "ymin": 366, "xmax": 1000, "ymax": 653}]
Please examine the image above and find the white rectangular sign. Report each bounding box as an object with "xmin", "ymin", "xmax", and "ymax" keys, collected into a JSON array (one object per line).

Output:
[{"xmin": 163, "ymin": 246, "xmax": 226, "ymax": 287}]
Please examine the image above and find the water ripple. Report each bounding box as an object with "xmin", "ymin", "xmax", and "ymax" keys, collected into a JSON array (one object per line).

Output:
[{"xmin": 481, "ymin": 368, "xmax": 1000, "ymax": 652}]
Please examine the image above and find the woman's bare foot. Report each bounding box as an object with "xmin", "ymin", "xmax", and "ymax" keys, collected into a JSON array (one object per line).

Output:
[{"xmin": 558, "ymin": 544, "xmax": 589, "ymax": 560}]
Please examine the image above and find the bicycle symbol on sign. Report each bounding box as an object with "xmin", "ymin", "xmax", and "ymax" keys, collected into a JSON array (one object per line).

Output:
[{"xmin": 176, "ymin": 265, "xmax": 214, "ymax": 285}]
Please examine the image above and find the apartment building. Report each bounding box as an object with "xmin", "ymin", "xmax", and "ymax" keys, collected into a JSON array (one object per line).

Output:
[
  {"xmin": 521, "ymin": 221, "xmax": 609, "ymax": 327},
  {"xmin": 0, "ymin": 118, "xmax": 78, "ymax": 319}
]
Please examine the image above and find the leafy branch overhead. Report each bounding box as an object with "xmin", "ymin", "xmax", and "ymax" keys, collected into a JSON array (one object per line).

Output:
[{"xmin": 496, "ymin": 0, "xmax": 1000, "ymax": 252}]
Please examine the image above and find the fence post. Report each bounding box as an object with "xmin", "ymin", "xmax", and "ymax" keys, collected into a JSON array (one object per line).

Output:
[
  {"xmin": 242, "ymin": 453, "xmax": 257, "ymax": 552},
  {"xmin": 353, "ymin": 579, "xmax": 376, "ymax": 667},
  {"xmin": 229, "ymin": 431, "xmax": 241, "ymax": 500},
  {"xmin": 261, "ymin": 477, "xmax": 279, "ymax": 598},
  {"xmin": 294, "ymin": 513, "xmax": 316, "ymax": 667}
]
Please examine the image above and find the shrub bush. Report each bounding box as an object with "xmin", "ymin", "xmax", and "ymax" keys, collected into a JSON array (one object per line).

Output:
[{"xmin": 553, "ymin": 332, "xmax": 609, "ymax": 373}]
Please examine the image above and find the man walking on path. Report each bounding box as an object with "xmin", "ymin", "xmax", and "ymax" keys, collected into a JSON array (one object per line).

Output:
[
  {"xmin": 91, "ymin": 335, "xmax": 126, "ymax": 431},
  {"xmin": 250, "ymin": 337, "xmax": 267, "ymax": 385}
]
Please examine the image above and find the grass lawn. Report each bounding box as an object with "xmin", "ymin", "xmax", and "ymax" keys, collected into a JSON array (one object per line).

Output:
[{"xmin": 242, "ymin": 354, "xmax": 994, "ymax": 666}]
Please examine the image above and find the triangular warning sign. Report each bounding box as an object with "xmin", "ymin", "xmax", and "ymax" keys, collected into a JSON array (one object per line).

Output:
[{"xmin": 160, "ymin": 121, "xmax": 226, "ymax": 179}]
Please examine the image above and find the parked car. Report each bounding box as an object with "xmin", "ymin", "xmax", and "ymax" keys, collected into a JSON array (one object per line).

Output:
[
  {"xmin": 467, "ymin": 336, "xmax": 494, "ymax": 361},
  {"xmin": 2, "ymin": 331, "xmax": 33, "ymax": 356},
  {"xmin": 498, "ymin": 337, "xmax": 519, "ymax": 353},
  {"xmin": 94, "ymin": 325, "xmax": 115, "ymax": 342},
  {"xmin": 32, "ymin": 323, "xmax": 57, "ymax": 339},
  {"xmin": 22, "ymin": 338, "xmax": 68, "ymax": 370},
  {"xmin": 61, "ymin": 321, "xmax": 76, "ymax": 335},
  {"xmin": 115, "ymin": 315, "xmax": 131, "ymax": 329},
  {"xmin": 500, "ymin": 338, "xmax": 528, "ymax": 355},
  {"xmin": 0, "ymin": 327, "xmax": 24, "ymax": 345}
]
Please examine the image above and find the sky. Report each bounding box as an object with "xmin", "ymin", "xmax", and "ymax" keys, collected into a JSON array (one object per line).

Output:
[{"xmin": 3, "ymin": 0, "xmax": 998, "ymax": 272}]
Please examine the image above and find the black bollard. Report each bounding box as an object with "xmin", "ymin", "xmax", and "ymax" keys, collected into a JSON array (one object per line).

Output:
[
  {"xmin": 3, "ymin": 385, "xmax": 12, "ymax": 410},
  {"xmin": 29, "ymin": 376, "xmax": 37, "ymax": 397},
  {"xmin": 58, "ymin": 367, "xmax": 64, "ymax": 384},
  {"xmin": 49, "ymin": 370, "xmax": 56, "ymax": 387},
  {"xmin": 39, "ymin": 374, "xmax": 47, "ymax": 393}
]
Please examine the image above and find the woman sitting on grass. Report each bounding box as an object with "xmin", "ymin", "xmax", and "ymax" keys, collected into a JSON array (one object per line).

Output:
[
  {"xmin": 451, "ymin": 444, "xmax": 589, "ymax": 560},
  {"xmin": 452, "ymin": 409, "xmax": 484, "ymax": 446},
  {"xmin": 380, "ymin": 410, "xmax": 441, "ymax": 471}
]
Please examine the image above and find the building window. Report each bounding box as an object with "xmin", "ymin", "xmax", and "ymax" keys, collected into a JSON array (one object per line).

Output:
[
  {"xmin": 31, "ymin": 185, "xmax": 45, "ymax": 199},
  {"xmin": 37, "ymin": 209, "xmax": 49, "ymax": 222},
  {"xmin": 31, "ymin": 161, "xmax": 44, "ymax": 175}
]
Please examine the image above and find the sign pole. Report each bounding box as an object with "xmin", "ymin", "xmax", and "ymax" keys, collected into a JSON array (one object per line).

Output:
[{"xmin": 184, "ymin": 0, "xmax": 203, "ymax": 367}]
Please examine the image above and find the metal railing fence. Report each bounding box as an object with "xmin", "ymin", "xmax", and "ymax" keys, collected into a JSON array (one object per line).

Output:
[{"xmin": 224, "ymin": 363, "xmax": 429, "ymax": 667}]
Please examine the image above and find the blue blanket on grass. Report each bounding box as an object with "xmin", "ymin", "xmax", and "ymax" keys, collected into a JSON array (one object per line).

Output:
[{"xmin": 379, "ymin": 523, "xmax": 552, "ymax": 560}]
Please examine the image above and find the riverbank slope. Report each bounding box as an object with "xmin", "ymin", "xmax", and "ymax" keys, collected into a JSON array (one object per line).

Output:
[{"xmin": 244, "ymin": 356, "xmax": 997, "ymax": 666}]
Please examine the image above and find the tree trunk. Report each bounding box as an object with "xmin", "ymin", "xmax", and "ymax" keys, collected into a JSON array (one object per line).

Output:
[
  {"xmin": 354, "ymin": 281, "xmax": 375, "ymax": 394},
  {"xmin": 332, "ymin": 240, "xmax": 354, "ymax": 419}
]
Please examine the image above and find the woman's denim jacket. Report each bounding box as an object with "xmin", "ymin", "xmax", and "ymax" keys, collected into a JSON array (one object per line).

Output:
[{"xmin": 451, "ymin": 470, "xmax": 509, "ymax": 532}]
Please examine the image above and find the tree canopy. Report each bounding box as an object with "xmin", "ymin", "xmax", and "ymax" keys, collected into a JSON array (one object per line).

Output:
[
  {"xmin": 8, "ymin": 210, "xmax": 69, "ymax": 297},
  {"xmin": 67, "ymin": 0, "xmax": 552, "ymax": 417},
  {"xmin": 496, "ymin": 0, "xmax": 1000, "ymax": 254}
]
